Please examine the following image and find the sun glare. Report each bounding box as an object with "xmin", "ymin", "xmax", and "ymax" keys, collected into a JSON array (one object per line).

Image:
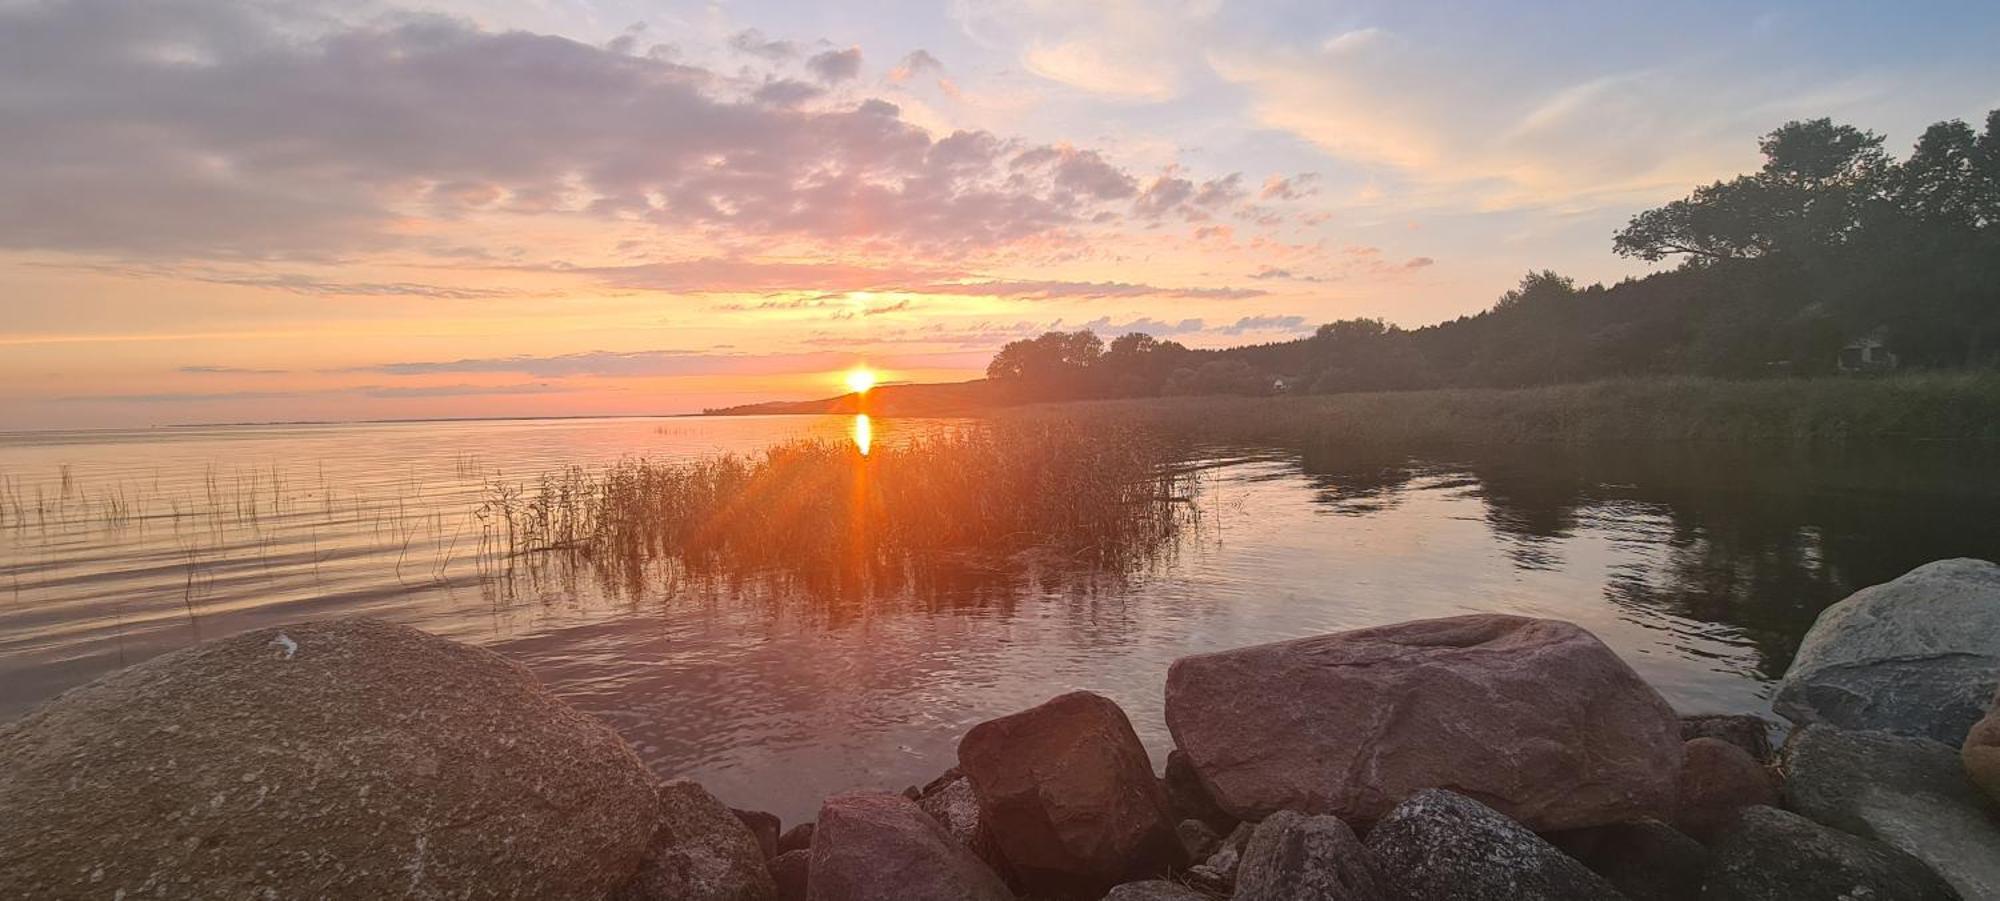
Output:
[{"xmin": 844, "ymin": 366, "xmax": 877, "ymax": 394}]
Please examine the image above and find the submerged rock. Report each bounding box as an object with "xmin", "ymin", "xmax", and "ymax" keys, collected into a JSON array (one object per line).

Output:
[
  {"xmin": 1701, "ymin": 806, "xmax": 1957, "ymax": 901},
  {"xmin": 1678, "ymin": 713, "xmax": 1777, "ymax": 763},
  {"xmin": 1545, "ymin": 819, "xmax": 1707, "ymax": 901},
  {"xmin": 1166, "ymin": 614, "xmax": 1681, "ymax": 830},
  {"xmin": 1966, "ymin": 689, "xmax": 2000, "ymax": 803},
  {"xmin": 620, "ymin": 780, "xmax": 777, "ymax": 901},
  {"xmin": 1673, "ymin": 738, "xmax": 1778, "ymax": 842},
  {"xmin": 1363, "ymin": 789, "xmax": 1623, "ymax": 900},
  {"xmin": 1233, "ymin": 810, "xmax": 1393, "ymax": 901},
  {"xmin": 0, "ymin": 618, "xmax": 659, "ymax": 900},
  {"xmin": 807, "ymin": 791, "xmax": 1012, "ymax": 901},
  {"xmin": 1782, "ymin": 724, "xmax": 1999, "ymax": 899},
  {"xmin": 1774, "ymin": 557, "xmax": 2000, "ymax": 744},
  {"xmin": 958, "ymin": 690, "xmax": 1181, "ymax": 891}
]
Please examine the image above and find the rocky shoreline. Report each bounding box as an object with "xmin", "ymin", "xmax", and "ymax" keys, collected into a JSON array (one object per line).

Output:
[{"xmin": 3, "ymin": 559, "xmax": 1997, "ymax": 900}]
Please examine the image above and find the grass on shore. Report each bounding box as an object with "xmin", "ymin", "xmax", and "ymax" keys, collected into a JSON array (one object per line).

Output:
[{"xmin": 1018, "ymin": 374, "xmax": 2000, "ymax": 447}]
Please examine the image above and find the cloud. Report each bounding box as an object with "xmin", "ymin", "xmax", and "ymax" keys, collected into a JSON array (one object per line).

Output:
[
  {"xmin": 0, "ymin": 2, "xmax": 1249, "ymax": 260},
  {"xmin": 1403, "ymin": 256, "xmax": 1436, "ymax": 269},
  {"xmin": 888, "ymin": 50, "xmax": 943, "ymax": 82},
  {"xmin": 1078, "ymin": 316, "xmax": 1205, "ymax": 337},
  {"xmin": 906, "ymin": 279, "xmax": 1265, "ymax": 300},
  {"xmin": 64, "ymin": 383, "xmax": 579, "ymax": 403},
  {"xmin": 729, "ymin": 29, "xmax": 798, "ymax": 60},
  {"xmin": 180, "ymin": 365, "xmax": 289, "ymax": 375},
  {"xmin": 1260, "ymin": 173, "xmax": 1320, "ymax": 201},
  {"xmin": 347, "ymin": 349, "xmax": 977, "ymax": 378},
  {"xmin": 807, "ymin": 47, "xmax": 863, "ymax": 83},
  {"xmin": 1021, "ymin": 39, "xmax": 1176, "ymax": 101},
  {"xmin": 572, "ymin": 259, "xmax": 959, "ymax": 294},
  {"xmin": 1215, "ymin": 314, "xmax": 1311, "ymax": 335}
]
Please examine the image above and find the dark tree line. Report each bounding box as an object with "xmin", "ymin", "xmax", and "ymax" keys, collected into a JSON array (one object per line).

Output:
[{"xmin": 987, "ymin": 109, "xmax": 2000, "ymax": 398}]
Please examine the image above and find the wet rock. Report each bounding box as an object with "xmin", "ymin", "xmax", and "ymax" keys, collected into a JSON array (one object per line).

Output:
[
  {"xmin": 917, "ymin": 772, "xmax": 1009, "ymax": 876},
  {"xmin": 807, "ymin": 791, "xmax": 1012, "ymax": 901},
  {"xmin": 1166, "ymin": 614, "xmax": 1682, "ymax": 830},
  {"xmin": 770, "ymin": 849, "xmax": 810, "ymax": 901},
  {"xmin": 1678, "ymin": 713, "xmax": 1777, "ymax": 763},
  {"xmin": 1966, "ymin": 690, "xmax": 2000, "ymax": 803},
  {"xmin": 1702, "ymin": 806, "xmax": 1956, "ymax": 901},
  {"xmin": 1164, "ymin": 748, "xmax": 1233, "ymax": 829},
  {"xmin": 1103, "ymin": 879, "xmax": 1208, "ymax": 901},
  {"xmin": 958, "ymin": 690, "xmax": 1182, "ymax": 891},
  {"xmin": 1183, "ymin": 864, "xmax": 1231, "ymax": 895},
  {"xmin": 1774, "ymin": 557, "xmax": 2000, "ymax": 744},
  {"xmin": 1673, "ymin": 738, "xmax": 1778, "ymax": 842},
  {"xmin": 1546, "ymin": 819, "xmax": 1707, "ymax": 901},
  {"xmin": 1782, "ymin": 724, "xmax": 2000, "ymax": 899},
  {"xmin": 779, "ymin": 822, "xmax": 815, "ymax": 854},
  {"xmin": 1176, "ymin": 818, "xmax": 1221, "ymax": 861},
  {"xmin": 1363, "ymin": 789, "xmax": 1623, "ymax": 900},
  {"xmin": 621, "ymin": 780, "xmax": 777, "ymax": 901},
  {"xmin": 734, "ymin": 807, "xmax": 782, "ymax": 859},
  {"xmin": 0, "ymin": 618, "xmax": 658, "ymax": 900},
  {"xmin": 1234, "ymin": 810, "xmax": 1393, "ymax": 901}
]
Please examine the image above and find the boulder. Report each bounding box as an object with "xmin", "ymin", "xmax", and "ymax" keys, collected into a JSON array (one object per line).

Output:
[
  {"xmin": 734, "ymin": 808, "xmax": 782, "ymax": 860},
  {"xmin": 807, "ymin": 792, "xmax": 1012, "ymax": 901},
  {"xmin": 1678, "ymin": 713, "xmax": 1776, "ymax": 763},
  {"xmin": 1164, "ymin": 748, "xmax": 1233, "ymax": 829},
  {"xmin": 770, "ymin": 849, "xmax": 810, "ymax": 901},
  {"xmin": 1965, "ymin": 690, "xmax": 2000, "ymax": 802},
  {"xmin": 917, "ymin": 772, "xmax": 1010, "ymax": 876},
  {"xmin": 1175, "ymin": 819, "xmax": 1221, "ymax": 861},
  {"xmin": 1545, "ymin": 820, "xmax": 1707, "ymax": 901},
  {"xmin": 1233, "ymin": 810, "xmax": 1393, "ymax": 901},
  {"xmin": 1782, "ymin": 724, "xmax": 1999, "ymax": 899},
  {"xmin": 779, "ymin": 822, "xmax": 815, "ymax": 854},
  {"xmin": 620, "ymin": 780, "xmax": 777, "ymax": 901},
  {"xmin": 0, "ymin": 618, "xmax": 658, "ymax": 900},
  {"xmin": 1103, "ymin": 880, "xmax": 1208, "ymax": 901},
  {"xmin": 958, "ymin": 691, "xmax": 1181, "ymax": 890},
  {"xmin": 1672, "ymin": 738, "xmax": 1778, "ymax": 842},
  {"xmin": 1701, "ymin": 806, "xmax": 1956, "ymax": 901},
  {"xmin": 1773, "ymin": 557, "xmax": 2000, "ymax": 744},
  {"xmin": 1166, "ymin": 614, "xmax": 1681, "ymax": 830},
  {"xmin": 1363, "ymin": 789, "xmax": 1624, "ymax": 900}
]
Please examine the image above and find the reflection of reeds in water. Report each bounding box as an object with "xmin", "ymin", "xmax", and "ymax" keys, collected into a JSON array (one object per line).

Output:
[{"xmin": 480, "ymin": 421, "xmax": 1197, "ymax": 589}]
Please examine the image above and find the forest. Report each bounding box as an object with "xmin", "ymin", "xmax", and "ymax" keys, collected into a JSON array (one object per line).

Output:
[{"xmin": 986, "ymin": 110, "xmax": 2000, "ymax": 398}]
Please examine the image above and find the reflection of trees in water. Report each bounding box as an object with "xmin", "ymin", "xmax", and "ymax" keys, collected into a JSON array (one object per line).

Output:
[{"xmin": 1293, "ymin": 439, "xmax": 2000, "ymax": 679}]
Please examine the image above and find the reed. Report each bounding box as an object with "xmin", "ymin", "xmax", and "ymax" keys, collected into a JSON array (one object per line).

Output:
[{"xmin": 479, "ymin": 419, "xmax": 1196, "ymax": 584}]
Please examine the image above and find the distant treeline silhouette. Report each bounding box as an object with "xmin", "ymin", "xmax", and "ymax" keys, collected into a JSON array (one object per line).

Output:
[{"xmin": 988, "ymin": 109, "xmax": 2000, "ymax": 398}]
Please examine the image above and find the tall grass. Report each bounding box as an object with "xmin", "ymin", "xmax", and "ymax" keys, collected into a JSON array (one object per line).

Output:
[
  {"xmin": 478, "ymin": 420, "xmax": 1197, "ymax": 587},
  {"xmin": 1027, "ymin": 374, "xmax": 2000, "ymax": 448}
]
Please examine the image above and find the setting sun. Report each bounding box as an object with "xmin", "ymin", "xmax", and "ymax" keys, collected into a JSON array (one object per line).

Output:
[{"xmin": 844, "ymin": 367, "xmax": 878, "ymax": 395}]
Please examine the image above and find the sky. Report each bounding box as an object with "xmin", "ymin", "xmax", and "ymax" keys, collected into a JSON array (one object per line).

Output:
[{"xmin": 3, "ymin": 0, "xmax": 1997, "ymax": 429}]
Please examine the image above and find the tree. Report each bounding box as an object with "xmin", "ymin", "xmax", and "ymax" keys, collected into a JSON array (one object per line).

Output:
[
  {"xmin": 1491, "ymin": 271, "xmax": 1577, "ymax": 312},
  {"xmin": 986, "ymin": 330, "xmax": 1103, "ymax": 382},
  {"xmin": 1615, "ymin": 119, "xmax": 1889, "ymax": 264}
]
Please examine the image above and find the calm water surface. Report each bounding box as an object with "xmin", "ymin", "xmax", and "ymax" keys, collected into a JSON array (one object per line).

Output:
[{"xmin": 3, "ymin": 415, "xmax": 1995, "ymax": 824}]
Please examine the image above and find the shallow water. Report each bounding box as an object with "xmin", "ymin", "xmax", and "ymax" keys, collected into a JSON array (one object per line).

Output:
[{"xmin": 3, "ymin": 415, "xmax": 1995, "ymax": 824}]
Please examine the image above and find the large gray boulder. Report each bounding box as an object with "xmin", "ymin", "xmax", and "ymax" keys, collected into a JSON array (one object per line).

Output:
[
  {"xmin": 1782, "ymin": 725, "xmax": 1999, "ymax": 899},
  {"xmin": 1701, "ymin": 806, "xmax": 1957, "ymax": 901},
  {"xmin": 807, "ymin": 792, "xmax": 1012, "ymax": 901},
  {"xmin": 916, "ymin": 772, "xmax": 1009, "ymax": 876},
  {"xmin": 1166, "ymin": 614, "xmax": 1681, "ymax": 830},
  {"xmin": 619, "ymin": 780, "xmax": 777, "ymax": 901},
  {"xmin": 1103, "ymin": 880, "xmax": 1207, "ymax": 901},
  {"xmin": 1774, "ymin": 557, "xmax": 2000, "ymax": 744},
  {"xmin": 1233, "ymin": 810, "xmax": 1393, "ymax": 901},
  {"xmin": 0, "ymin": 618, "xmax": 658, "ymax": 900},
  {"xmin": 958, "ymin": 691, "xmax": 1181, "ymax": 891},
  {"xmin": 1362, "ymin": 789, "xmax": 1625, "ymax": 900}
]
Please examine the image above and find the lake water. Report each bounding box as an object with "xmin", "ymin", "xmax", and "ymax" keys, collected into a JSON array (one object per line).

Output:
[{"xmin": 3, "ymin": 415, "xmax": 1996, "ymax": 825}]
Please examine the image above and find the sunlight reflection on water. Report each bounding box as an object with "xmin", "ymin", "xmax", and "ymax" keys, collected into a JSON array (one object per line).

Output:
[{"xmin": 2, "ymin": 415, "xmax": 1996, "ymax": 823}]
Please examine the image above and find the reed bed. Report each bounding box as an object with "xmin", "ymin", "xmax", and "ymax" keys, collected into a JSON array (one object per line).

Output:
[{"xmin": 478, "ymin": 420, "xmax": 1197, "ymax": 584}]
